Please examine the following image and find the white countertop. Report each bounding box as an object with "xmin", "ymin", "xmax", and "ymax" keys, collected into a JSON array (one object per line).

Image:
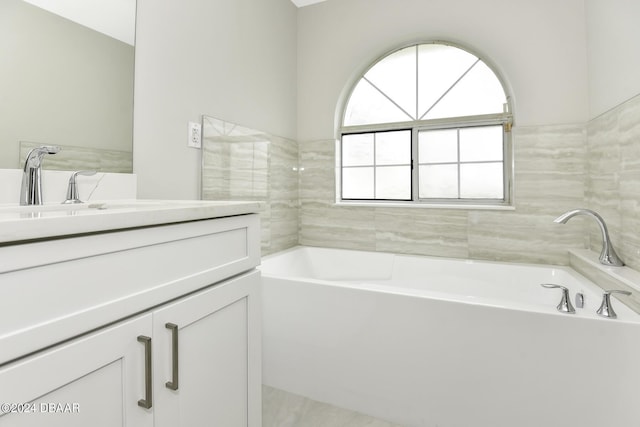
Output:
[{"xmin": 0, "ymin": 199, "xmax": 262, "ymax": 243}]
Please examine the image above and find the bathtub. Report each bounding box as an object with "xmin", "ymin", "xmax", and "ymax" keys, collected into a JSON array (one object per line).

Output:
[{"xmin": 261, "ymin": 246, "xmax": 640, "ymax": 427}]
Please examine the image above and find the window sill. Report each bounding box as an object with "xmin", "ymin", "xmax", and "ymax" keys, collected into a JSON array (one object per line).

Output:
[{"xmin": 333, "ymin": 201, "xmax": 515, "ymax": 211}]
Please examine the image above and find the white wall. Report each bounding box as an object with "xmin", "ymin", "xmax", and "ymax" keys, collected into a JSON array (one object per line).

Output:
[
  {"xmin": 297, "ymin": 0, "xmax": 588, "ymax": 142},
  {"xmin": 133, "ymin": 0, "xmax": 297, "ymax": 199},
  {"xmin": 585, "ymin": 0, "xmax": 640, "ymax": 118}
]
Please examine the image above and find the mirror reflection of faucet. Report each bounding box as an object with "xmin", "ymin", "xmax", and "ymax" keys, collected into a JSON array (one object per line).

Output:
[{"xmin": 554, "ymin": 208, "xmax": 624, "ymax": 267}]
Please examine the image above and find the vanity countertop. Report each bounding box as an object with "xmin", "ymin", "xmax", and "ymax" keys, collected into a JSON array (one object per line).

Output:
[{"xmin": 0, "ymin": 199, "xmax": 262, "ymax": 244}]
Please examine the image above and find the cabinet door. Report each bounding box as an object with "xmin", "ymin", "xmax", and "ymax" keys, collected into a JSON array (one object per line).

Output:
[
  {"xmin": 0, "ymin": 314, "xmax": 153, "ymax": 427},
  {"xmin": 153, "ymin": 270, "xmax": 261, "ymax": 427}
]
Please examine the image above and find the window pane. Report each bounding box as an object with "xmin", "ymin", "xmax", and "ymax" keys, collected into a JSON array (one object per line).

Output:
[
  {"xmin": 365, "ymin": 46, "xmax": 416, "ymax": 119},
  {"xmin": 340, "ymin": 42, "xmax": 511, "ymax": 205},
  {"xmin": 342, "ymin": 167, "xmax": 374, "ymax": 199},
  {"xmin": 418, "ymin": 44, "xmax": 478, "ymax": 119},
  {"xmin": 419, "ymin": 164, "xmax": 458, "ymax": 198},
  {"xmin": 343, "ymin": 133, "xmax": 373, "ymax": 166},
  {"xmin": 418, "ymin": 129, "xmax": 458, "ymax": 163},
  {"xmin": 376, "ymin": 130, "xmax": 411, "ymax": 165},
  {"xmin": 424, "ymin": 61, "xmax": 507, "ymax": 120},
  {"xmin": 459, "ymin": 126, "xmax": 503, "ymax": 162},
  {"xmin": 460, "ymin": 163, "xmax": 503, "ymax": 199},
  {"xmin": 376, "ymin": 166, "xmax": 411, "ymax": 200},
  {"xmin": 344, "ymin": 79, "xmax": 412, "ymax": 126}
]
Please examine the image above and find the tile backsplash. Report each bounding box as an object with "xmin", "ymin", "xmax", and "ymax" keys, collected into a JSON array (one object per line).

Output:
[{"xmin": 19, "ymin": 142, "xmax": 132, "ymax": 174}]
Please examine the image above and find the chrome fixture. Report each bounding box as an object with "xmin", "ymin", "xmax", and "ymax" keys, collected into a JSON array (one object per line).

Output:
[
  {"xmin": 62, "ymin": 170, "xmax": 96, "ymax": 204},
  {"xmin": 20, "ymin": 146, "xmax": 62, "ymax": 205},
  {"xmin": 553, "ymin": 209, "xmax": 624, "ymax": 267},
  {"xmin": 596, "ymin": 289, "xmax": 632, "ymax": 319},
  {"xmin": 541, "ymin": 284, "xmax": 575, "ymax": 314},
  {"xmin": 575, "ymin": 292, "xmax": 584, "ymax": 309}
]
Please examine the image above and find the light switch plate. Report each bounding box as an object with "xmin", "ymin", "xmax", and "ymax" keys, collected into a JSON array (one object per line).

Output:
[{"xmin": 188, "ymin": 121, "xmax": 202, "ymax": 148}]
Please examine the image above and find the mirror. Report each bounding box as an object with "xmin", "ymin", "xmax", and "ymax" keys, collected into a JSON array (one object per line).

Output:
[{"xmin": 0, "ymin": 0, "xmax": 136, "ymax": 173}]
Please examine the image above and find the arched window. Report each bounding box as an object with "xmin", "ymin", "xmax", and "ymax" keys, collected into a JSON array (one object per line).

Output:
[{"xmin": 339, "ymin": 42, "xmax": 513, "ymax": 206}]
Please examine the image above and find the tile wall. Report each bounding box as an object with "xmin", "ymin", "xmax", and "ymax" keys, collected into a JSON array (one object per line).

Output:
[
  {"xmin": 587, "ymin": 95, "xmax": 640, "ymax": 271},
  {"xmin": 200, "ymin": 95, "xmax": 640, "ymax": 267},
  {"xmin": 299, "ymin": 124, "xmax": 587, "ymax": 265},
  {"xmin": 201, "ymin": 116, "xmax": 298, "ymax": 255}
]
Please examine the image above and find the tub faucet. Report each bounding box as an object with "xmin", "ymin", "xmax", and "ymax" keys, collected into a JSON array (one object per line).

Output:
[
  {"xmin": 553, "ymin": 208, "xmax": 624, "ymax": 267},
  {"xmin": 596, "ymin": 289, "xmax": 632, "ymax": 319},
  {"xmin": 20, "ymin": 145, "xmax": 62, "ymax": 206}
]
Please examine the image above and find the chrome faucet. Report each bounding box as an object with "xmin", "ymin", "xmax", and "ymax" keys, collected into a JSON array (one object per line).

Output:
[
  {"xmin": 541, "ymin": 284, "xmax": 575, "ymax": 314},
  {"xmin": 596, "ymin": 289, "xmax": 632, "ymax": 319},
  {"xmin": 554, "ymin": 208, "xmax": 624, "ymax": 267},
  {"xmin": 62, "ymin": 170, "xmax": 96, "ymax": 204},
  {"xmin": 20, "ymin": 146, "xmax": 62, "ymax": 206}
]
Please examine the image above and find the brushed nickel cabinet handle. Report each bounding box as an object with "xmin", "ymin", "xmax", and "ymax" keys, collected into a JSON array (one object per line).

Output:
[
  {"xmin": 137, "ymin": 335, "xmax": 153, "ymax": 409},
  {"xmin": 165, "ymin": 323, "xmax": 179, "ymax": 391}
]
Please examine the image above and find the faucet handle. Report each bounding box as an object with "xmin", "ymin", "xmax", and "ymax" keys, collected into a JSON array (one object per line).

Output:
[
  {"xmin": 541, "ymin": 284, "xmax": 576, "ymax": 314},
  {"xmin": 597, "ymin": 289, "xmax": 632, "ymax": 319},
  {"xmin": 62, "ymin": 170, "xmax": 97, "ymax": 204}
]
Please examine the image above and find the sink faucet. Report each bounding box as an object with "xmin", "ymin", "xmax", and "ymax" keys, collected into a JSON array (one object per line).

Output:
[
  {"xmin": 554, "ymin": 208, "xmax": 624, "ymax": 267},
  {"xmin": 20, "ymin": 146, "xmax": 62, "ymax": 206},
  {"xmin": 62, "ymin": 170, "xmax": 97, "ymax": 204}
]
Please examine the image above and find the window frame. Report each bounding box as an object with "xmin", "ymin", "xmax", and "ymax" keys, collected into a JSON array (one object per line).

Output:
[
  {"xmin": 336, "ymin": 41, "xmax": 514, "ymax": 209},
  {"xmin": 341, "ymin": 128, "xmax": 414, "ymax": 202}
]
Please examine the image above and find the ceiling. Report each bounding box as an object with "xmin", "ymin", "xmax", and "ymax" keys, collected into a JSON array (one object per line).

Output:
[
  {"xmin": 22, "ymin": 0, "xmax": 136, "ymax": 45},
  {"xmin": 291, "ymin": 0, "xmax": 327, "ymax": 7}
]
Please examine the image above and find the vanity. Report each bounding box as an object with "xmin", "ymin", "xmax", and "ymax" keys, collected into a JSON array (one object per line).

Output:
[{"xmin": 0, "ymin": 200, "xmax": 262, "ymax": 426}]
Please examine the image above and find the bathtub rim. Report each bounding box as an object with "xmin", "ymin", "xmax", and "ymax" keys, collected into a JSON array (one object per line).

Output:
[{"xmin": 260, "ymin": 245, "xmax": 640, "ymax": 324}]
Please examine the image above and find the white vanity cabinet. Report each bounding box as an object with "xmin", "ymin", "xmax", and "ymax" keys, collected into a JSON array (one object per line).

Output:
[
  {"xmin": 0, "ymin": 314, "xmax": 154, "ymax": 427},
  {"xmin": 152, "ymin": 270, "xmax": 261, "ymax": 427},
  {"xmin": 0, "ymin": 205, "xmax": 261, "ymax": 427}
]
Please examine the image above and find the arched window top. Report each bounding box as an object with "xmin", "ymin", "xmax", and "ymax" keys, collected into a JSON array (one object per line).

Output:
[{"xmin": 343, "ymin": 43, "xmax": 509, "ymax": 127}]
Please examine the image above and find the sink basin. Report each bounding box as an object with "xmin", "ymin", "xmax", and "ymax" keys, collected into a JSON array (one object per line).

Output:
[
  {"xmin": 0, "ymin": 199, "xmax": 262, "ymax": 243},
  {"xmin": 0, "ymin": 200, "xmax": 245, "ymax": 218}
]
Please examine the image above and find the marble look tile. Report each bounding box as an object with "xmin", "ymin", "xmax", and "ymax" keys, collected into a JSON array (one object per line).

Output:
[
  {"xmin": 296, "ymin": 125, "xmax": 591, "ymax": 266},
  {"xmin": 262, "ymin": 386, "xmax": 403, "ymax": 427},
  {"xmin": 568, "ymin": 251, "xmax": 640, "ymax": 314},
  {"xmin": 19, "ymin": 141, "xmax": 132, "ymax": 173},
  {"xmin": 467, "ymin": 211, "xmax": 584, "ymax": 265},
  {"xmin": 299, "ymin": 200, "xmax": 376, "ymax": 251},
  {"xmin": 512, "ymin": 125, "xmax": 586, "ymax": 215},
  {"xmin": 586, "ymin": 95, "xmax": 640, "ymax": 271},
  {"xmin": 201, "ymin": 116, "xmax": 298, "ymax": 255},
  {"xmin": 201, "ymin": 108, "xmax": 640, "ymax": 270},
  {"xmin": 375, "ymin": 208, "xmax": 469, "ymax": 258},
  {"xmin": 299, "ymin": 140, "xmax": 336, "ymax": 203}
]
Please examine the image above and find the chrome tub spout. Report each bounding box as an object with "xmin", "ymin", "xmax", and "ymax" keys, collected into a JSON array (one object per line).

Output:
[{"xmin": 554, "ymin": 208, "xmax": 624, "ymax": 267}]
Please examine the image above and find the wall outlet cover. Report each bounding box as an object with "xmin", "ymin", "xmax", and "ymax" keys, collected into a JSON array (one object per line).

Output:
[{"xmin": 188, "ymin": 121, "xmax": 202, "ymax": 149}]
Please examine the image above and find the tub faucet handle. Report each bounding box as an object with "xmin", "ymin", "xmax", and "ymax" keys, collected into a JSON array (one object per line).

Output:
[
  {"xmin": 541, "ymin": 284, "xmax": 575, "ymax": 314},
  {"xmin": 596, "ymin": 289, "xmax": 631, "ymax": 319}
]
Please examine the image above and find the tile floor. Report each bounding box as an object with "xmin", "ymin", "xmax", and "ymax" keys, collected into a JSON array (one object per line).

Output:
[{"xmin": 262, "ymin": 386, "xmax": 404, "ymax": 427}]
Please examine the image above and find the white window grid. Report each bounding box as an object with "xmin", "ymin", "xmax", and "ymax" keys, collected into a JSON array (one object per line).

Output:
[{"xmin": 339, "ymin": 114, "xmax": 513, "ymax": 206}]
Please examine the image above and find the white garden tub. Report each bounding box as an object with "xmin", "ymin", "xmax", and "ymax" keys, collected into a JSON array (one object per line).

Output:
[{"xmin": 261, "ymin": 246, "xmax": 640, "ymax": 427}]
